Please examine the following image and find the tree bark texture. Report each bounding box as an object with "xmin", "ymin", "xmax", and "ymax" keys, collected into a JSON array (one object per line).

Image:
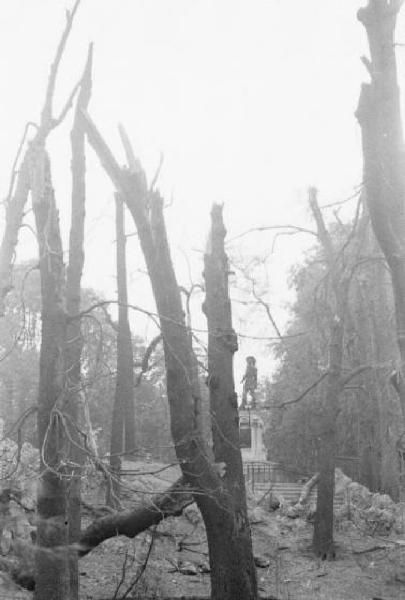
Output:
[
  {"xmin": 107, "ymin": 193, "xmax": 136, "ymax": 506},
  {"xmin": 115, "ymin": 193, "xmax": 136, "ymax": 454},
  {"xmin": 82, "ymin": 113, "xmax": 257, "ymax": 599},
  {"xmin": 79, "ymin": 477, "xmax": 192, "ymax": 557},
  {"xmin": 32, "ymin": 148, "xmax": 70, "ymax": 600},
  {"xmin": 0, "ymin": 5, "xmax": 84, "ymax": 598},
  {"xmin": 309, "ymin": 190, "xmax": 346, "ymax": 559},
  {"xmin": 14, "ymin": 478, "xmax": 193, "ymax": 589},
  {"xmin": 64, "ymin": 44, "xmax": 93, "ymax": 597},
  {"xmin": 202, "ymin": 204, "xmax": 258, "ymax": 599},
  {"xmin": 356, "ymin": 0, "xmax": 405, "ymax": 421},
  {"xmin": 0, "ymin": 157, "xmax": 30, "ymax": 315}
]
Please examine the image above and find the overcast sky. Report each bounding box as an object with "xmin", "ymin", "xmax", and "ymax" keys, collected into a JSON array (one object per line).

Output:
[{"xmin": 1, "ymin": 1, "xmax": 405, "ymax": 381}]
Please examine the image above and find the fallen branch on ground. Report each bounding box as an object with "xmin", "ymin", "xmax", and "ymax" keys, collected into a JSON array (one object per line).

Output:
[{"xmin": 78, "ymin": 476, "xmax": 193, "ymax": 557}]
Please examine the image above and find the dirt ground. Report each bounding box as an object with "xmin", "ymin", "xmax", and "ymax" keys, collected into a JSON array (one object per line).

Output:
[{"xmin": 77, "ymin": 462, "xmax": 405, "ymax": 600}]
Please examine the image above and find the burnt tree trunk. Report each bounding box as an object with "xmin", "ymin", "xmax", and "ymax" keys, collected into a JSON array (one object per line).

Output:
[
  {"xmin": 356, "ymin": 0, "xmax": 405, "ymax": 422},
  {"xmin": 203, "ymin": 204, "xmax": 257, "ymax": 599},
  {"xmin": 82, "ymin": 114, "xmax": 257, "ymax": 599}
]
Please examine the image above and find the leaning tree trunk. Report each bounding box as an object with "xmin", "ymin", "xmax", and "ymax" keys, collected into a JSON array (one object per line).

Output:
[
  {"xmin": 82, "ymin": 114, "xmax": 257, "ymax": 599},
  {"xmin": 202, "ymin": 204, "xmax": 257, "ymax": 598},
  {"xmin": 356, "ymin": 0, "xmax": 405, "ymax": 422},
  {"xmin": 33, "ymin": 148, "xmax": 70, "ymax": 600}
]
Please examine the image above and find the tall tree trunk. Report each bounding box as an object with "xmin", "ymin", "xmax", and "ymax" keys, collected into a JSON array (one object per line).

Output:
[
  {"xmin": 356, "ymin": 0, "xmax": 405, "ymax": 422},
  {"xmin": 33, "ymin": 149, "xmax": 70, "ymax": 600},
  {"xmin": 0, "ymin": 5, "xmax": 83, "ymax": 598},
  {"xmin": 309, "ymin": 189, "xmax": 346, "ymax": 559},
  {"xmin": 82, "ymin": 114, "xmax": 257, "ymax": 599},
  {"xmin": 64, "ymin": 44, "xmax": 93, "ymax": 598},
  {"xmin": 107, "ymin": 193, "xmax": 136, "ymax": 506},
  {"xmin": 313, "ymin": 318, "xmax": 343, "ymax": 559},
  {"xmin": 203, "ymin": 204, "xmax": 257, "ymax": 599},
  {"xmin": 115, "ymin": 193, "xmax": 136, "ymax": 454}
]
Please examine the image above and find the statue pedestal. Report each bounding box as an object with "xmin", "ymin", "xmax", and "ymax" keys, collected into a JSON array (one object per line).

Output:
[{"xmin": 239, "ymin": 408, "xmax": 267, "ymax": 462}]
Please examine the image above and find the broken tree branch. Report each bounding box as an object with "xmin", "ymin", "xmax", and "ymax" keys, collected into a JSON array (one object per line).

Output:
[
  {"xmin": 78, "ymin": 477, "xmax": 193, "ymax": 557},
  {"xmin": 40, "ymin": 0, "xmax": 82, "ymax": 133},
  {"xmin": 134, "ymin": 334, "xmax": 163, "ymax": 386}
]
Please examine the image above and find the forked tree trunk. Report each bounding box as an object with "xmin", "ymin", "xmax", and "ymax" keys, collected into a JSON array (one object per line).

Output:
[
  {"xmin": 203, "ymin": 204, "xmax": 257, "ymax": 598},
  {"xmin": 356, "ymin": 0, "xmax": 405, "ymax": 422},
  {"xmin": 0, "ymin": 5, "xmax": 83, "ymax": 598},
  {"xmin": 82, "ymin": 114, "xmax": 257, "ymax": 599}
]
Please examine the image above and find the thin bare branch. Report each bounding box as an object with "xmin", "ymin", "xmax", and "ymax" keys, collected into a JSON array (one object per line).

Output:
[
  {"xmin": 99, "ymin": 303, "xmax": 119, "ymax": 332},
  {"xmin": 319, "ymin": 185, "xmax": 363, "ymax": 209},
  {"xmin": 277, "ymin": 372, "xmax": 328, "ymax": 409},
  {"xmin": 250, "ymin": 279, "xmax": 282, "ymax": 339},
  {"xmin": 227, "ymin": 224, "xmax": 318, "ymax": 244},
  {"xmin": 340, "ymin": 365, "xmax": 373, "ymax": 387}
]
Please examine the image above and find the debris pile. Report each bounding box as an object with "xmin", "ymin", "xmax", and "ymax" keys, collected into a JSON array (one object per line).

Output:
[
  {"xmin": 268, "ymin": 468, "xmax": 405, "ymax": 536},
  {"xmin": 334, "ymin": 468, "xmax": 405, "ymax": 536}
]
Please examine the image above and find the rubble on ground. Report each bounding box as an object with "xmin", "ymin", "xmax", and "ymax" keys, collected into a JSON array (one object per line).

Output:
[{"xmin": 266, "ymin": 468, "xmax": 405, "ymax": 536}]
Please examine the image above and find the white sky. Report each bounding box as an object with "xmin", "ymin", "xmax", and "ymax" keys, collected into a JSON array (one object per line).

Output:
[{"xmin": 1, "ymin": 0, "xmax": 405, "ymax": 382}]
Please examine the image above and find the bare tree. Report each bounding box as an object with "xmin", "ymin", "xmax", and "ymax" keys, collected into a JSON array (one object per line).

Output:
[
  {"xmin": 308, "ymin": 189, "xmax": 370, "ymax": 558},
  {"xmin": 203, "ymin": 204, "xmax": 257, "ymax": 598},
  {"xmin": 33, "ymin": 150, "xmax": 70, "ymax": 600},
  {"xmin": 0, "ymin": 3, "xmax": 92, "ymax": 597},
  {"xmin": 308, "ymin": 189, "xmax": 348, "ymax": 560},
  {"xmin": 82, "ymin": 113, "xmax": 258, "ymax": 599}
]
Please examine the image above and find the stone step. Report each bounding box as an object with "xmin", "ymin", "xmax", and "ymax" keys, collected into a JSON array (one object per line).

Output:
[{"xmin": 250, "ymin": 482, "xmax": 346, "ymax": 507}]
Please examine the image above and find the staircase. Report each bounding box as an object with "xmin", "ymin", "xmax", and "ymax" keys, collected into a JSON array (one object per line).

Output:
[{"xmin": 251, "ymin": 481, "xmax": 346, "ymax": 508}]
